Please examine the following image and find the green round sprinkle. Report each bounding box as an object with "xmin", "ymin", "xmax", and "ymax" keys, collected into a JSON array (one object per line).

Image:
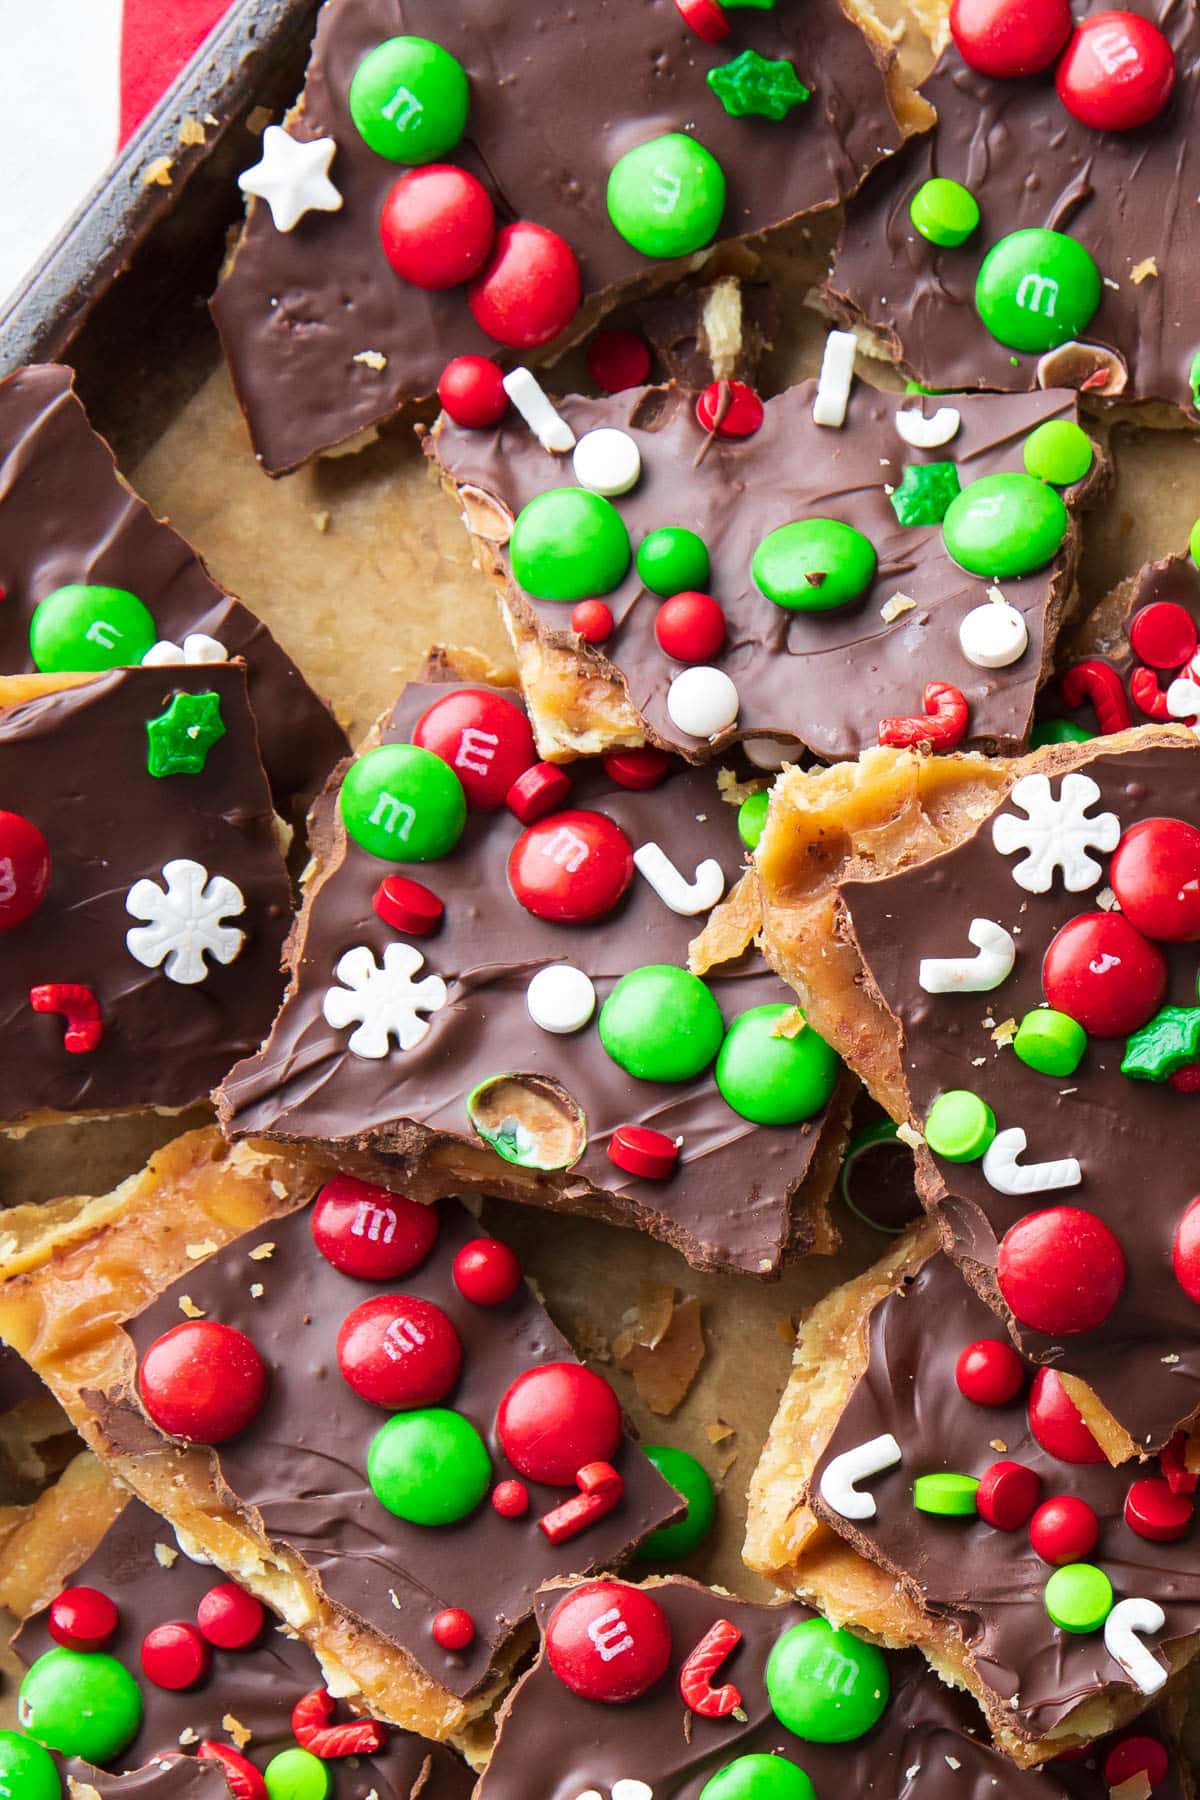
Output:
[
  {"xmin": 752, "ymin": 520, "xmax": 877, "ymax": 612},
  {"xmin": 914, "ymin": 1472, "xmax": 980, "ymax": 1516},
  {"xmin": 715, "ymin": 1003, "xmax": 840, "ymax": 1126},
  {"xmin": 765, "ymin": 1618, "xmax": 889, "ymax": 1742},
  {"xmin": 636, "ymin": 526, "xmax": 711, "ymax": 597},
  {"xmin": 1189, "ymin": 517, "xmax": 1200, "ymax": 568},
  {"xmin": 924, "ymin": 1090, "xmax": 996, "ymax": 1162},
  {"xmin": 909, "ymin": 177, "xmax": 980, "ymax": 248},
  {"xmin": 339, "ymin": 742, "xmax": 466, "ymax": 862},
  {"xmin": 598, "ymin": 964, "xmax": 725, "ymax": 1083},
  {"xmin": 348, "ymin": 37, "xmax": 469, "ymax": 163},
  {"xmin": 264, "ymin": 1746, "xmax": 332, "ymax": 1800},
  {"xmin": 367, "ymin": 1408, "xmax": 491, "ymax": 1525},
  {"xmin": 975, "ymin": 229, "xmax": 1102, "ymax": 354},
  {"xmin": 942, "ymin": 473, "xmax": 1068, "ymax": 579},
  {"xmin": 636, "ymin": 1445, "xmax": 717, "ymax": 1560},
  {"xmin": 607, "ymin": 134, "xmax": 727, "ymax": 259},
  {"xmin": 510, "ymin": 489, "xmax": 631, "ymax": 602},
  {"xmin": 738, "ymin": 790, "xmax": 771, "ymax": 851},
  {"xmin": 0, "ymin": 1730, "xmax": 61, "ymax": 1800},
  {"xmin": 30, "ymin": 584, "xmax": 156, "ymax": 674},
  {"xmin": 700, "ymin": 1754, "xmax": 817, "ymax": 1800},
  {"xmin": 1023, "ymin": 419, "xmax": 1094, "ymax": 487},
  {"xmin": 1031, "ymin": 719, "xmax": 1094, "ymax": 747},
  {"xmin": 18, "ymin": 1648, "xmax": 143, "ymax": 1765},
  {"xmin": 1013, "ymin": 1008, "xmax": 1087, "ymax": 1077},
  {"xmin": 1044, "ymin": 1563, "xmax": 1113, "ymax": 1634}
]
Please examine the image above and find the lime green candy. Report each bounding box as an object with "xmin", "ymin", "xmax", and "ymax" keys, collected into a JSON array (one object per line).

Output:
[
  {"xmin": 264, "ymin": 1746, "xmax": 332, "ymax": 1799},
  {"xmin": 909, "ymin": 177, "xmax": 980, "ymax": 248},
  {"xmin": 30, "ymin": 583, "xmax": 156, "ymax": 673},
  {"xmin": 924, "ymin": 1090, "xmax": 996, "ymax": 1162},
  {"xmin": 637, "ymin": 1445, "xmax": 717, "ymax": 1560},
  {"xmin": 1023, "ymin": 419, "xmax": 1094, "ymax": 487},
  {"xmin": 367, "ymin": 1407, "xmax": 491, "ymax": 1524},
  {"xmin": 752, "ymin": 520, "xmax": 877, "ymax": 611},
  {"xmin": 715, "ymin": 1004, "xmax": 839, "ymax": 1126},
  {"xmin": 975, "ymin": 229, "xmax": 1102, "ymax": 354},
  {"xmin": 348, "ymin": 37, "xmax": 469, "ymax": 163},
  {"xmin": 18, "ymin": 1647, "xmax": 143, "ymax": 1764},
  {"xmin": 607, "ymin": 134, "xmax": 727, "ymax": 259},
  {"xmin": 637, "ymin": 526, "xmax": 711, "ymax": 597},
  {"xmin": 765, "ymin": 1617, "xmax": 889, "ymax": 1742},
  {"xmin": 1189, "ymin": 517, "xmax": 1200, "ymax": 568},
  {"xmin": 700, "ymin": 1755, "xmax": 817, "ymax": 1800},
  {"xmin": 511, "ymin": 489, "xmax": 631, "ymax": 601},
  {"xmin": 914, "ymin": 1472, "xmax": 979, "ymax": 1516},
  {"xmin": 1014, "ymin": 1008, "xmax": 1087, "ymax": 1077},
  {"xmin": 0, "ymin": 1730, "xmax": 60, "ymax": 1800},
  {"xmin": 738, "ymin": 789, "xmax": 770, "ymax": 850},
  {"xmin": 598, "ymin": 964, "xmax": 725, "ymax": 1083},
  {"xmin": 1044, "ymin": 1563, "xmax": 1113, "ymax": 1634},
  {"xmin": 1031, "ymin": 719, "xmax": 1094, "ymax": 748},
  {"xmin": 942, "ymin": 473, "xmax": 1068, "ymax": 579},
  {"xmin": 340, "ymin": 743, "xmax": 466, "ymax": 862}
]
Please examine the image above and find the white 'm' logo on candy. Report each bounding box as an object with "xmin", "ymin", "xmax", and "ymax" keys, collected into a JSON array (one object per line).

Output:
[
  {"xmin": 587, "ymin": 1608, "xmax": 634, "ymax": 1662},
  {"xmin": 85, "ymin": 619, "xmax": 122, "ymax": 649},
  {"xmin": 383, "ymin": 1319, "xmax": 427, "ymax": 1361},
  {"xmin": 368, "ymin": 792, "xmax": 416, "ymax": 840},
  {"xmin": 0, "ymin": 860, "xmax": 14, "ymax": 904},
  {"xmin": 538, "ymin": 825, "xmax": 590, "ymax": 872},
  {"xmin": 812, "ymin": 1646, "xmax": 860, "ymax": 1695},
  {"xmin": 1015, "ymin": 273, "xmax": 1060, "ymax": 317},
  {"xmin": 455, "ymin": 728, "xmax": 499, "ymax": 776},
  {"xmin": 650, "ymin": 168, "xmax": 682, "ymax": 213},
  {"xmin": 352, "ymin": 1201, "xmax": 396, "ymax": 1243},
  {"xmin": 1092, "ymin": 26, "xmax": 1138, "ymax": 71},
  {"xmin": 382, "ymin": 85, "xmax": 423, "ymax": 128}
]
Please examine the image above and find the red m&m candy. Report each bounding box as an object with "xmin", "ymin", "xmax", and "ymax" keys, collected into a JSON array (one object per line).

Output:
[
  {"xmin": 0, "ymin": 810, "xmax": 51, "ymax": 930},
  {"xmin": 1056, "ymin": 11, "xmax": 1175, "ymax": 131},
  {"xmin": 655, "ymin": 593, "xmax": 726, "ymax": 664},
  {"xmin": 949, "ymin": 0, "xmax": 1071, "ymax": 76},
  {"xmin": 138, "ymin": 1321, "xmax": 268, "ymax": 1444},
  {"xmin": 1173, "ymin": 1195, "xmax": 1200, "ymax": 1302},
  {"xmin": 587, "ymin": 328, "xmax": 652, "ymax": 394},
  {"xmin": 438, "ymin": 356, "xmax": 509, "ymax": 429},
  {"xmin": 1104, "ymin": 1736, "xmax": 1171, "ymax": 1792},
  {"xmin": 413, "ymin": 689, "xmax": 536, "ymax": 810},
  {"xmin": 468, "ymin": 221, "xmax": 582, "ymax": 349},
  {"xmin": 1029, "ymin": 1495, "xmax": 1099, "ymax": 1564},
  {"xmin": 141, "ymin": 1620, "xmax": 211, "ymax": 1690},
  {"xmin": 1041, "ymin": 911, "xmax": 1167, "ymax": 1037},
  {"xmin": 571, "ymin": 600, "xmax": 615, "ymax": 644},
  {"xmin": 432, "ymin": 1607, "xmax": 476, "ymax": 1651},
  {"xmin": 197, "ymin": 1583, "xmax": 265, "ymax": 1650},
  {"xmin": 336, "ymin": 1295, "xmax": 462, "ymax": 1408},
  {"xmin": 311, "ymin": 1175, "xmax": 439, "ymax": 1280},
  {"xmin": 695, "ymin": 380, "xmax": 763, "ymax": 439},
  {"xmin": 1129, "ymin": 602, "xmax": 1197, "ymax": 671},
  {"xmin": 997, "ymin": 1206, "xmax": 1125, "ymax": 1336},
  {"xmin": 497, "ymin": 1363, "xmax": 622, "ymax": 1486},
  {"xmin": 1109, "ymin": 818, "xmax": 1200, "ymax": 943},
  {"xmin": 1027, "ymin": 1368, "xmax": 1106, "ymax": 1464},
  {"xmin": 453, "ymin": 1237, "xmax": 522, "ymax": 1306},
  {"xmin": 976, "ymin": 1460, "xmax": 1041, "ymax": 1530},
  {"xmin": 508, "ymin": 809, "xmax": 634, "ymax": 923},
  {"xmin": 1125, "ymin": 1475, "xmax": 1194, "ymax": 1542},
  {"xmin": 379, "ymin": 166, "xmax": 495, "ymax": 289},
  {"xmin": 48, "ymin": 1586, "xmax": 118, "ymax": 1652},
  {"xmin": 955, "ymin": 1338, "xmax": 1025, "ymax": 1407},
  {"xmin": 545, "ymin": 1580, "xmax": 672, "ymax": 1703}
]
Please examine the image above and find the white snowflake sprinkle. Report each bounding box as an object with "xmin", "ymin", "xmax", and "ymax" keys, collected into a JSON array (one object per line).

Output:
[
  {"xmin": 322, "ymin": 943, "xmax": 447, "ymax": 1059},
  {"xmin": 991, "ymin": 773, "xmax": 1120, "ymax": 893},
  {"xmin": 125, "ymin": 859, "xmax": 245, "ymax": 985}
]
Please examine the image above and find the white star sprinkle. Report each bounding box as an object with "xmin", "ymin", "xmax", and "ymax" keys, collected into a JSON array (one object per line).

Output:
[{"xmin": 238, "ymin": 126, "xmax": 342, "ymax": 233}]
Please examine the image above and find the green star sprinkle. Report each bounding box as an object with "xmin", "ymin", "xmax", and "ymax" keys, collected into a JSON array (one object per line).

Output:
[
  {"xmin": 1121, "ymin": 1005, "xmax": 1200, "ymax": 1082},
  {"xmin": 145, "ymin": 690, "xmax": 226, "ymax": 778},
  {"xmin": 707, "ymin": 50, "xmax": 810, "ymax": 122},
  {"xmin": 889, "ymin": 461, "xmax": 962, "ymax": 527}
]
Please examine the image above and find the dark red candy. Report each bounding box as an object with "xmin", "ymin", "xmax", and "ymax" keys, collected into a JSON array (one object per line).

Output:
[
  {"xmin": 1173, "ymin": 1195, "xmax": 1200, "ymax": 1302},
  {"xmin": 602, "ymin": 748, "xmax": 671, "ymax": 791},
  {"xmin": 695, "ymin": 380, "xmax": 764, "ymax": 439},
  {"xmin": 199, "ymin": 1743, "xmax": 268, "ymax": 1800},
  {"xmin": 1027, "ymin": 1367, "xmax": 1106, "ymax": 1464},
  {"xmin": 508, "ymin": 808, "xmax": 635, "ymax": 923},
  {"xmin": 0, "ymin": 810, "xmax": 51, "ymax": 930},
  {"xmin": 655, "ymin": 592, "xmax": 727, "ymax": 664},
  {"xmin": 48, "ymin": 1586, "xmax": 119, "ymax": 1651},
  {"xmin": 1170, "ymin": 1063, "xmax": 1200, "ymax": 1093},
  {"xmin": 379, "ymin": 165, "xmax": 495, "ymax": 289},
  {"xmin": 197, "ymin": 1582, "xmax": 265, "ymax": 1650},
  {"xmin": 997, "ymin": 1207, "xmax": 1125, "ymax": 1336},
  {"xmin": 949, "ymin": 0, "xmax": 1071, "ymax": 76},
  {"xmin": 138, "ymin": 1321, "xmax": 268, "ymax": 1445},
  {"xmin": 413, "ymin": 688, "xmax": 536, "ymax": 810},
  {"xmin": 673, "ymin": 0, "xmax": 731, "ymax": 43},
  {"xmin": 1029, "ymin": 1494, "xmax": 1099, "ymax": 1564},
  {"xmin": 608, "ymin": 1124, "xmax": 680, "ymax": 1180},
  {"xmin": 976, "ymin": 1459, "xmax": 1042, "ymax": 1531},
  {"xmin": 438, "ymin": 356, "xmax": 509, "ymax": 430},
  {"xmin": 1041, "ymin": 910, "xmax": 1167, "ymax": 1036},
  {"xmin": 311, "ymin": 1175, "xmax": 439, "ymax": 1280},
  {"xmin": 1109, "ymin": 818, "xmax": 1200, "ymax": 943},
  {"xmin": 587, "ymin": 328, "xmax": 652, "ymax": 394},
  {"xmin": 1129, "ymin": 602, "xmax": 1197, "ymax": 672},
  {"xmin": 571, "ymin": 599, "xmax": 615, "ymax": 644},
  {"xmin": 468, "ymin": 221, "xmax": 582, "ymax": 349},
  {"xmin": 506, "ymin": 762, "xmax": 573, "ymax": 825},
  {"xmin": 336, "ymin": 1295, "xmax": 462, "ymax": 1408},
  {"xmin": 141, "ymin": 1620, "xmax": 212, "ymax": 1691},
  {"xmin": 497, "ymin": 1363, "xmax": 622, "ymax": 1486},
  {"xmin": 492, "ymin": 1478, "xmax": 531, "ymax": 1518},
  {"xmin": 545, "ymin": 1580, "xmax": 672, "ymax": 1703},
  {"xmin": 1055, "ymin": 11, "xmax": 1175, "ymax": 131},
  {"xmin": 1125, "ymin": 1474, "xmax": 1194, "ymax": 1543},
  {"xmin": 432, "ymin": 1607, "xmax": 476, "ymax": 1651},
  {"xmin": 453, "ymin": 1237, "xmax": 522, "ymax": 1306},
  {"xmin": 1104, "ymin": 1735, "xmax": 1171, "ymax": 1791},
  {"xmin": 955, "ymin": 1338, "xmax": 1025, "ymax": 1407},
  {"xmin": 1161, "ymin": 1429, "xmax": 1200, "ymax": 1494},
  {"xmin": 373, "ymin": 874, "xmax": 444, "ymax": 936}
]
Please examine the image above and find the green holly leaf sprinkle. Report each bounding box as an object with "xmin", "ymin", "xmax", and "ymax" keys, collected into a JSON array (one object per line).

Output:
[
  {"xmin": 707, "ymin": 49, "xmax": 810, "ymax": 122},
  {"xmin": 724, "ymin": 0, "xmax": 778, "ymax": 9},
  {"xmin": 145, "ymin": 690, "xmax": 226, "ymax": 778},
  {"xmin": 889, "ymin": 461, "xmax": 962, "ymax": 527},
  {"xmin": 1121, "ymin": 1005, "xmax": 1200, "ymax": 1082}
]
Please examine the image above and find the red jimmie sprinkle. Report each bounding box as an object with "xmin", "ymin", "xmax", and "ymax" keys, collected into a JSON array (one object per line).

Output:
[
  {"xmin": 540, "ymin": 1461, "xmax": 624, "ymax": 1544},
  {"xmin": 291, "ymin": 1687, "xmax": 388, "ymax": 1758},
  {"xmin": 678, "ymin": 1618, "xmax": 743, "ymax": 1718},
  {"xmin": 1061, "ymin": 659, "xmax": 1131, "ymax": 735}
]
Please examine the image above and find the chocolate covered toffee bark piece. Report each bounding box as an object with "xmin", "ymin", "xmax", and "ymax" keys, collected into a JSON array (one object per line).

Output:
[
  {"xmin": 826, "ymin": 0, "xmax": 1199, "ymax": 411},
  {"xmin": 0, "ymin": 365, "xmax": 347, "ymax": 826},
  {"xmin": 209, "ymin": 0, "xmax": 918, "ymax": 475},
  {"xmin": 1048, "ymin": 550, "xmax": 1200, "ymax": 743},
  {"xmin": 478, "ymin": 1573, "xmax": 1189, "ymax": 1799},
  {"xmin": 0, "ymin": 1127, "xmax": 681, "ymax": 1740},
  {"xmin": 746, "ymin": 1233, "xmax": 1200, "ymax": 1762},
  {"xmin": 752, "ymin": 726, "xmax": 1200, "ymax": 1457},
  {"xmin": 426, "ymin": 380, "xmax": 1102, "ymax": 764},
  {"xmin": 0, "ymin": 664, "xmax": 293, "ymax": 1134},
  {"xmin": 218, "ymin": 678, "xmax": 853, "ymax": 1277}
]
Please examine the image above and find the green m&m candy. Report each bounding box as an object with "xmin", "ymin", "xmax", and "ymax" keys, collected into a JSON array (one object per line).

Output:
[
  {"xmin": 909, "ymin": 177, "xmax": 980, "ymax": 248},
  {"xmin": 1044, "ymin": 1563, "xmax": 1113, "ymax": 1634},
  {"xmin": 510, "ymin": 489, "xmax": 631, "ymax": 601},
  {"xmin": 738, "ymin": 789, "xmax": 770, "ymax": 851},
  {"xmin": 607, "ymin": 134, "xmax": 727, "ymax": 259},
  {"xmin": 715, "ymin": 1004, "xmax": 840, "ymax": 1126},
  {"xmin": 700, "ymin": 1754, "xmax": 817, "ymax": 1800},
  {"xmin": 924, "ymin": 1090, "xmax": 996, "ymax": 1162},
  {"xmin": 914, "ymin": 1472, "xmax": 979, "ymax": 1516},
  {"xmin": 348, "ymin": 37, "xmax": 469, "ymax": 163},
  {"xmin": 30, "ymin": 584, "xmax": 156, "ymax": 673},
  {"xmin": 1023, "ymin": 419, "xmax": 1094, "ymax": 486},
  {"xmin": 340, "ymin": 743, "xmax": 466, "ymax": 862},
  {"xmin": 636, "ymin": 1445, "xmax": 716, "ymax": 1560},
  {"xmin": 942, "ymin": 473, "xmax": 1068, "ymax": 579},
  {"xmin": 1014, "ymin": 1008, "xmax": 1087, "ymax": 1077},
  {"xmin": 264, "ymin": 1746, "xmax": 332, "ymax": 1800},
  {"xmin": 18, "ymin": 1647, "xmax": 143, "ymax": 1764},
  {"xmin": 367, "ymin": 1407, "xmax": 491, "ymax": 1524},
  {"xmin": 752, "ymin": 520, "xmax": 877, "ymax": 612},
  {"xmin": 636, "ymin": 526, "xmax": 711, "ymax": 597},
  {"xmin": 1031, "ymin": 719, "xmax": 1093, "ymax": 748},
  {"xmin": 598, "ymin": 964, "xmax": 725, "ymax": 1083},
  {"xmin": 975, "ymin": 228, "xmax": 1102, "ymax": 354},
  {"xmin": 765, "ymin": 1617, "xmax": 889, "ymax": 1742},
  {"xmin": 0, "ymin": 1730, "xmax": 60, "ymax": 1800},
  {"xmin": 1188, "ymin": 516, "xmax": 1200, "ymax": 567}
]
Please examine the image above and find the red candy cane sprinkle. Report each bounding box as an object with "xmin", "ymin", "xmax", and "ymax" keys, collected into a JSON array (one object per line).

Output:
[
  {"xmin": 198, "ymin": 1743, "xmax": 268, "ymax": 1800},
  {"xmin": 291, "ymin": 1688, "xmax": 389, "ymax": 1759},
  {"xmin": 673, "ymin": 0, "xmax": 731, "ymax": 42},
  {"xmin": 878, "ymin": 682, "xmax": 968, "ymax": 752},
  {"xmin": 1060, "ymin": 659, "xmax": 1131, "ymax": 735},
  {"xmin": 678, "ymin": 1618, "xmax": 744, "ymax": 1719},
  {"xmin": 539, "ymin": 1461, "xmax": 624, "ymax": 1545},
  {"xmin": 1130, "ymin": 665, "xmax": 1174, "ymax": 721},
  {"xmin": 29, "ymin": 982, "xmax": 103, "ymax": 1053}
]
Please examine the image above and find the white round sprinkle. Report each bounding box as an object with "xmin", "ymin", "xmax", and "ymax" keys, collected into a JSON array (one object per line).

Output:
[
  {"xmin": 959, "ymin": 599, "xmax": 1028, "ymax": 669},
  {"xmin": 612, "ymin": 1784, "xmax": 654, "ymax": 1800},
  {"xmin": 572, "ymin": 428, "xmax": 641, "ymax": 497},
  {"xmin": 526, "ymin": 964, "xmax": 597, "ymax": 1035},
  {"xmin": 744, "ymin": 736, "xmax": 795, "ymax": 771},
  {"xmin": 173, "ymin": 1526, "xmax": 214, "ymax": 1566},
  {"xmin": 666, "ymin": 666, "xmax": 739, "ymax": 739}
]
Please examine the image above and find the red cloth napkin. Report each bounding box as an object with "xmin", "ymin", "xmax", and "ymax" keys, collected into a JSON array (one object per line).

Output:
[{"xmin": 120, "ymin": 0, "xmax": 235, "ymax": 143}]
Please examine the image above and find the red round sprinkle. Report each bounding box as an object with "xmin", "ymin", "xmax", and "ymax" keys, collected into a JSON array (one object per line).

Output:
[
  {"xmin": 438, "ymin": 356, "xmax": 509, "ymax": 430},
  {"xmin": 311, "ymin": 1175, "xmax": 439, "ymax": 1281},
  {"xmin": 199, "ymin": 1743, "xmax": 268, "ymax": 1800},
  {"xmin": 196, "ymin": 1583, "xmax": 265, "ymax": 1650},
  {"xmin": 976, "ymin": 1459, "xmax": 1042, "ymax": 1531},
  {"xmin": 674, "ymin": 0, "xmax": 731, "ymax": 42},
  {"xmin": 1125, "ymin": 1474, "xmax": 1194, "ymax": 1543},
  {"xmin": 1027, "ymin": 1368, "xmax": 1106, "ymax": 1465},
  {"xmin": 379, "ymin": 166, "xmax": 495, "ymax": 290},
  {"xmin": 1129, "ymin": 602, "xmax": 1197, "ymax": 672},
  {"xmin": 655, "ymin": 592, "xmax": 727, "ymax": 664},
  {"xmin": 695, "ymin": 381, "xmax": 764, "ymax": 439},
  {"xmin": 587, "ymin": 328, "xmax": 652, "ymax": 394},
  {"xmin": 468, "ymin": 221, "xmax": 582, "ymax": 349},
  {"xmin": 413, "ymin": 688, "xmax": 536, "ymax": 810},
  {"xmin": 48, "ymin": 1586, "xmax": 119, "ymax": 1652},
  {"xmin": 997, "ymin": 1206, "xmax": 1125, "ymax": 1337},
  {"xmin": 336, "ymin": 1295, "xmax": 462, "ymax": 1408},
  {"xmin": 508, "ymin": 808, "xmax": 635, "ymax": 924},
  {"xmin": 572, "ymin": 599, "xmax": 616, "ymax": 644},
  {"xmin": 453, "ymin": 1237, "xmax": 522, "ymax": 1306},
  {"xmin": 141, "ymin": 1620, "xmax": 212, "ymax": 1691},
  {"xmin": 432, "ymin": 1607, "xmax": 476, "ymax": 1651},
  {"xmin": 1104, "ymin": 1735, "xmax": 1171, "ymax": 1791},
  {"xmin": 373, "ymin": 874, "xmax": 444, "ymax": 937},
  {"xmin": 602, "ymin": 749, "xmax": 671, "ymax": 791},
  {"xmin": 1109, "ymin": 818, "xmax": 1200, "ymax": 944},
  {"xmin": 545, "ymin": 1580, "xmax": 672, "ymax": 1703},
  {"xmin": 1173, "ymin": 1195, "xmax": 1200, "ymax": 1303},
  {"xmin": 497, "ymin": 1363, "xmax": 622, "ymax": 1486},
  {"xmin": 506, "ymin": 762, "xmax": 573, "ymax": 825},
  {"xmin": 1171, "ymin": 1064, "xmax": 1200, "ymax": 1092},
  {"xmin": 138, "ymin": 1321, "xmax": 268, "ymax": 1445},
  {"xmin": 608, "ymin": 1124, "xmax": 680, "ymax": 1181},
  {"xmin": 955, "ymin": 1338, "xmax": 1026, "ymax": 1407},
  {"xmin": 949, "ymin": 0, "xmax": 1071, "ymax": 76},
  {"xmin": 492, "ymin": 1478, "xmax": 531, "ymax": 1518},
  {"xmin": 1041, "ymin": 911, "xmax": 1167, "ymax": 1037},
  {"xmin": 1056, "ymin": 11, "xmax": 1175, "ymax": 132},
  {"xmin": 0, "ymin": 811, "xmax": 51, "ymax": 931},
  {"xmin": 1029, "ymin": 1494, "xmax": 1099, "ymax": 1565}
]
